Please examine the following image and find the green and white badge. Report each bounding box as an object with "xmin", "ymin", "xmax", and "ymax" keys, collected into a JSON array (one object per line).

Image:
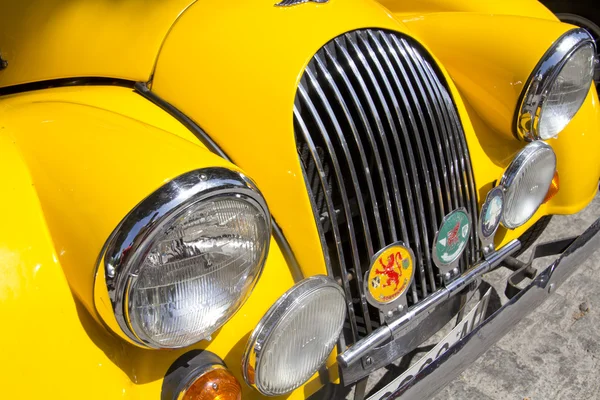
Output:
[{"xmin": 432, "ymin": 208, "xmax": 471, "ymax": 277}]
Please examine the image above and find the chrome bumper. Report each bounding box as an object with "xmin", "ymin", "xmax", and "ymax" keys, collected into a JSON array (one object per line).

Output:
[{"xmin": 389, "ymin": 216, "xmax": 600, "ymax": 399}]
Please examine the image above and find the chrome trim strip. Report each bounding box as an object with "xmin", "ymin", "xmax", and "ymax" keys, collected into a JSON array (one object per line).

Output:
[
  {"xmin": 394, "ymin": 216, "xmax": 600, "ymax": 399},
  {"xmin": 311, "ymin": 55, "xmax": 381, "ymax": 252},
  {"xmin": 391, "ymin": 36, "xmax": 444, "ymax": 225},
  {"xmin": 133, "ymin": 82, "xmax": 229, "ymax": 160},
  {"xmin": 338, "ymin": 239, "xmax": 521, "ymax": 368},
  {"xmin": 326, "ymin": 38, "xmax": 401, "ymax": 330},
  {"xmin": 444, "ymin": 87, "xmax": 481, "ymax": 260},
  {"xmin": 324, "ymin": 41, "xmax": 399, "ymax": 333},
  {"xmin": 516, "ymin": 28, "xmax": 595, "ymax": 141},
  {"xmin": 272, "ymin": 221, "xmax": 304, "ymax": 283}
]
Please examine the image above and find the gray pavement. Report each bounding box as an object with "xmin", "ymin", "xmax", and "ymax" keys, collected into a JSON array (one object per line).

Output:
[
  {"xmin": 435, "ymin": 193, "xmax": 600, "ymax": 400},
  {"xmin": 346, "ymin": 193, "xmax": 600, "ymax": 400}
]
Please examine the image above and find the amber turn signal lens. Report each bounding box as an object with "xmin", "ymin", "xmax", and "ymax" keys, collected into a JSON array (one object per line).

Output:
[
  {"xmin": 180, "ymin": 367, "xmax": 242, "ymax": 400},
  {"xmin": 543, "ymin": 171, "xmax": 560, "ymax": 204}
]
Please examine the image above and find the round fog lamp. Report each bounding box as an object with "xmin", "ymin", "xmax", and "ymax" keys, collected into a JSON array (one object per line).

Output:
[
  {"xmin": 500, "ymin": 141, "xmax": 557, "ymax": 229},
  {"xmin": 242, "ymin": 276, "xmax": 346, "ymax": 396}
]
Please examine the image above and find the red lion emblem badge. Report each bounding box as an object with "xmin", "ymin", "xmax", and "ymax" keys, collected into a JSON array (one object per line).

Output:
[{"xmin": 375, "ymin": 252, "xmax": 404, "ymax": 290}]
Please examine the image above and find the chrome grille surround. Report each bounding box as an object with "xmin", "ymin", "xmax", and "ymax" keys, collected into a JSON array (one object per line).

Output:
[{"xmin": 294, "ymin": 29, "xmax": 480, "ymax": 348}]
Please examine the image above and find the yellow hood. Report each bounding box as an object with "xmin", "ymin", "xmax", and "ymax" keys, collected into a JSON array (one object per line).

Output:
[{"xmin": 0, "ymin": 0, "xmax": 196, "ymax": 88}]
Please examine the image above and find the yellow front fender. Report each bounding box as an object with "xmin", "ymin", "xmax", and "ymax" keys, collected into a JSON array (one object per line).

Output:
[{"xmin": 0, "ymin": 85, "xmax": 304, "ymax": 400}]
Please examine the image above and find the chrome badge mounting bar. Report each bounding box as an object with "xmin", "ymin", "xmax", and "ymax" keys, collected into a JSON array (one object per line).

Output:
[{"xmin": 337, "ymin": 238, "xmax": 522, "ymax": 369}]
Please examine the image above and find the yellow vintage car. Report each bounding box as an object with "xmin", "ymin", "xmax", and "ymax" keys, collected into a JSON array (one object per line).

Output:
[{"xmin": 1, "ymin": 0, "xmax": 599, "ymax": 399}]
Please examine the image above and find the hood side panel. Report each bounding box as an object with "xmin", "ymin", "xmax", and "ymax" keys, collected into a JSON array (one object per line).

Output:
[{"xmin": 0, "ymin": 0, "xmax": 195, "ymax": 88}]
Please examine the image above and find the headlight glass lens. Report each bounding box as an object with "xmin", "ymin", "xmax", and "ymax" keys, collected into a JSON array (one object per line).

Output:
[
  {"xmin": 129, "ymin": 196, "xmax": 269, "ymax": 348},
  {"xmin": 501, "ymin": 142, "xmax": 556, "ymax": 229},
  {"xmin": 244, "ymin": 277, "xmax": 346, "ymax": 396},
  {"xmin": 538, "ymin": 43, "xmax": 595, "ymax": 139}
]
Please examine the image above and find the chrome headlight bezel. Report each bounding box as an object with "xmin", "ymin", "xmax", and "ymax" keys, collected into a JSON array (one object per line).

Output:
[
  {"xmin": 94, "ymin": 167, "xmax": 270, "ymax": 349},
  {"xmin": 516, "ymin": 28, "xmax": 596, "ymax": 141},
  {"xmin": 242, "ymin": 275, "xmax": 346, "ymax": 396}
]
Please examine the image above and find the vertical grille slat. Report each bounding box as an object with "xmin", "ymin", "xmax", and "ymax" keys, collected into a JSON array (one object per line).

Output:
[
  {"xmin": 377, "ymin": 31, "xmax": 441, "ymax": 297},
  {"xmin": 389, "ymin": 34, "xmax": 448, "ymax": 292},
  {"xmin": 392, "ymin": 37, "xmax": 447, "ymax": 221},
  {"xmin": 294, "ymin": 29, "xmax": 480, "ymax": 343},
  {"xmin": 406, "ymin": 42, "xmax": 461, "ymax": 210},
  {"xmin": 294, "ymin": 105, "xmax": 361, "ymax": 342},
  {"xmin": 417, "ymin": 57, "xmax": 479, "ymax": 262},
  {"xmin": 356, "ymin": 30, "xmax": 427, "ymax": 302},
  {"xmin": 312, "ymin": 54, "xmax": 386, "ymax": 250},
  {"xmin": 401, "ymin": 40, "xmax": 472, "ymax": 266},
  {"xmin": 323, "ymin": 45, "xmax": 397, "ymax": 247},
  {"xmin": 343, "ymin": 34, "xmax": 413, "ymax": 248},
  {"xmin": 300, "ymin": 69, "xmax": 375, "ymax": 333},
  {"xmin": 334, "ymin": 38, "xmax": 405, "ymax": 245},
  {"xmin": 444, "ymin": 88, "xmax": 481, "ymax": 259}
]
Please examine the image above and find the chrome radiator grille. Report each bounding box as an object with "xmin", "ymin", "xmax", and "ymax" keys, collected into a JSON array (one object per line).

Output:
[{"xmin": 293, "ymin": 29, "xmax": 480, "ymax": 344}]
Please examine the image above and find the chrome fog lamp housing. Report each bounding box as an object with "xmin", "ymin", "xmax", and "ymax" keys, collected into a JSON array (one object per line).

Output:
[
  {"xmin": 95, "ymin": 167, "xmax": 270, "ymax": 349},
  {"xmin": 242, "ymin": 276, "xmax": 346, "ymax": 396},
  {"xmin": 516, "ymin": 28, "xmax": 596, "ymax": 141},
  {"xmin": 500, "ymin": 142, "xmax": 557, "ymax": 229}
]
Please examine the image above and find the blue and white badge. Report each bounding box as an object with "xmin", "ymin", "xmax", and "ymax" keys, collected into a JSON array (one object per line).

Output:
[{"xmin": 478, "ymin": 186, "xmax": 504, "ymax": 252}]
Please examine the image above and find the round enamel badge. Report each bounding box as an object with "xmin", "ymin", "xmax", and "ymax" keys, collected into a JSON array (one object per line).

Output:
[
  {"xmin": 432, "ymin": 208, "xmax": 471, "ymax": 268},
  {"xmin": 365, "ymin": 242, "xmax": 415, "ymax": 307}
]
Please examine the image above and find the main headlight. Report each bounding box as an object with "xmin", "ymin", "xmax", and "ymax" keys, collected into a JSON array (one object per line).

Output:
[
  {"xmin": 96, "ymin": 167, "xmax": 270, "ymax": 349},
  {"xmin": 517, "ymin": 28, "xmax": 596, "ymax": 141},
  {"xmin": 500, "ymin": 142, "xmax": 556, "ymax": 229},
  {"xmin": 243, "ymin": 276, "xmax": 346, "ymax": 396}
]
